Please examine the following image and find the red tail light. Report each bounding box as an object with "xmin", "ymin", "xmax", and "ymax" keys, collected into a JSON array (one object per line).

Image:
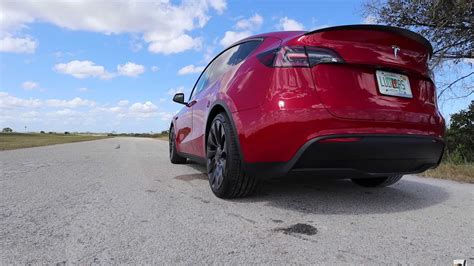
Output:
[
  {"xmin": 319, "ymin": 137, "xmax": 362, "ymax": 143},
  {"xmin": 258, "ymin": 46, "xmax": 344, "ymax": 67}
]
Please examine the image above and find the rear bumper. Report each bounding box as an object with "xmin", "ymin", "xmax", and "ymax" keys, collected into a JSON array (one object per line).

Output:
[{"xmin": 243, "ymin": 134, "xmax": 445, "ymax": 179}]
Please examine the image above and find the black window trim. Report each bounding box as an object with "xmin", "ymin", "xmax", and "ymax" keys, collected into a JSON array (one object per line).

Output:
[{"xmin": 188, "ymin": 37, "xmax": 265, "ymax": 101}]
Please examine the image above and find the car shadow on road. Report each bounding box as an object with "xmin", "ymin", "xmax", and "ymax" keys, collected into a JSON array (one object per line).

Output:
[
  {"xmin": 181, "ymin": 162, "xmax": 449, "ymax": 215},
  {"xmin": 241, "ymin": 174, "xmax": 449, "ymax": 215}
]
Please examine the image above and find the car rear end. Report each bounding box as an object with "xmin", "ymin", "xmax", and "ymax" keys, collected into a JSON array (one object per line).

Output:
[{"xmin": 236, "ymin": 25, "xmax": 445, "ymax": 179}]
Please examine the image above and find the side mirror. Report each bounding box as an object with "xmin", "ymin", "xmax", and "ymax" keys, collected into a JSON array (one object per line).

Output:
[{"xmin": 172, "ymin": 93, "xmax": 186, "ymax": 105}]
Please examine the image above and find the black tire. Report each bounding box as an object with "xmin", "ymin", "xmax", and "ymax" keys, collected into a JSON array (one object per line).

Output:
[
  {"xmin": 169, "ymin": 127, "xmax": 187, "ymax": 164},
  {"xmin": 351, "ymin": 175, "xmax": 403, "ymax": 187},
  {"xmin": 206, "ymin": 113, "xmax": 261, "ymax": 198}
]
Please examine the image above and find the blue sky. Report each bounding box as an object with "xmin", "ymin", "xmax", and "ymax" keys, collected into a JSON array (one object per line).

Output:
[{"xmin": 0, "ymin": 0, "xmax": 472, "ymax": 133}]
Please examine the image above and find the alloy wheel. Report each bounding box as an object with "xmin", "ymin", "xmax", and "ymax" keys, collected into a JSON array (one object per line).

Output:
[{"xmin": 207, "ymin": 120, "xmax": 227, "ymax": 190}]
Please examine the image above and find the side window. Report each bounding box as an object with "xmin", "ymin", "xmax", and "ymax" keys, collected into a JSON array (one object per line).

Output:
[
  {"xmin": 189, "ymin": 40, "xmax": 262, "ymax": 100},
  {"xmin": 189, "ymin": 68, "xmax": 210, "ymax": 100},
  {"xmin": 228, "ymin": 40, "xmax": 262, "ymax": 65}
]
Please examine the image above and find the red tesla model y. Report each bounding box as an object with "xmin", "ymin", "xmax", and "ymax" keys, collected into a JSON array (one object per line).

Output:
[{"xmin": 169, "ymin": 25, "xmax": 445, "ymax": 198}]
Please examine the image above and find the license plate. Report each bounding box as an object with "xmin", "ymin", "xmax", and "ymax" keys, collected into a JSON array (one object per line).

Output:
[{"xmin": 376, "ymin": 70, "xmax": 412, "ymax": 98}]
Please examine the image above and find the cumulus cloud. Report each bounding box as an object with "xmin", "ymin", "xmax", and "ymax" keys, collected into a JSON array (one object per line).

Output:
[
  {"xmin": 151, "ymin": 66, "xmax": 160, "ymax": 72},
  {"xmin": 167, "ymin": 86, "xmax": 185, "ymax": 96},
  {"xmin": 117, "ymin": 100, "xmax": 129, "ymax": 106},
  {"xmin": 117, "ymin": 62, "xmax": 145, "ymax": 77},
  {"xmin": 0, "ymin": 92, "xmax": 95, "ymax": 109},
  {"xmin": 0, "ymin": 91, "xmax": 176, "ymax": 132},
  {"xmin": 146, "ymin": 34, "xmax": 202, "ymax": 54},
  {"xmin": 178, "ymin": 64, "xmax": 205, "ymax": 75},
  {"xmin": 0, "ymin": 35, "xmax": 38, "ymax": 53},
  {"xmin": 0, "ymin": 92, "xmax": 42, "ymax": 108},
  {"xmin": 45, "ymin": 97, "xmax": 95, "ymax": 108},
  {"xmin": 235, "ymin": 14, "xmax": 263, "ymax": 30},
  {"xmin": 219, "ymin": 30, "xmax": 252, "ymax": 47},
  {"xmin": 129, "ymin": 101, "xmax": 157, "ymax": 113},
  {"xmin": 78, "ymin": 87, "xmax": 89, "ymax": 92},
  {"xmin": 22, "ymin": 81, "xmax": 38, "ymax": 90},
  {"xmin": 54, "ymin": 60, "xmax": 146, "ymax": 79},
  {"xmin": 53, "ymin": 60, "xmax": 112, "ymax": 79},
  {"xmin": 0, "ymin": 0, "xmax": 226, "ymax": 54},
  {"xmin": 277, "ymin": 17, "xmax": 305, "ymax": 31},
  {"xmin": 219, "ymin": 14, "xmax": 263, "ymax": 47}
]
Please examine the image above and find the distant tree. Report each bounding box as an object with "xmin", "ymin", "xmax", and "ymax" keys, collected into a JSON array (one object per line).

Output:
[
  {"xmin": 64, "ymin": 131, "xmax": 70, "ymax": 135},
  {"xmin": 2, "ymin": 127, "xmax": 13, "ymax": 133},
  {"xmin": 40, "ymin": 131, "xmax": 46, "ymax": 134},
  {"xmin": 445, "ymin": 100, "xmax": 474, "ymax": 162},
  {"xmin": 364, "ymin": 0, "xmax": 473, "ymax": 99}
]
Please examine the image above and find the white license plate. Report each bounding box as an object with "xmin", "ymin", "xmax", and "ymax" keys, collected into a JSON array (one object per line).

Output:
[{"xmin": 376, "ymin": 70, "xmax": 412, "ymax": 98}]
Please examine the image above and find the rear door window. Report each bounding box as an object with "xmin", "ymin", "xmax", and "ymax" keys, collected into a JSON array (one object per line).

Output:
[
  {"xmin": 228, "ymin": 40, "xmax": 262, "ymax": 65},
  {"xmin": 190, "ymin": 39, "xmax": 262, "ymax": 99}
]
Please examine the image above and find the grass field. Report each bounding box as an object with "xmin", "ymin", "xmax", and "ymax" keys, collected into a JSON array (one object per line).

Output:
[
  {"xmin": 421, "ymin": 163, "xmax": 474, "ymax": 184},
  {"xmin": 0, "ymin": 133, "xmax": 110, "ymax": 151}
]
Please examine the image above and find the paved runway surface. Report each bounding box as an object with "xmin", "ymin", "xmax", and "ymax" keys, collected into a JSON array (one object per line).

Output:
[{"xmin": 1, "ymin": 137, "xmax": 473, "ymax": 264}]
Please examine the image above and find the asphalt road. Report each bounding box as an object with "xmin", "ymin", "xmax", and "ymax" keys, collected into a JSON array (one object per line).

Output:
[{"xmin": 1, "ymin": 137, "xmax": 473, "ymax": 264}]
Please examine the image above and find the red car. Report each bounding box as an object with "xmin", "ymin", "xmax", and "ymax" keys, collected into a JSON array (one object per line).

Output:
[{"xmin": 169, "ymin": 25, "xmax": 445, "ymax": 198}]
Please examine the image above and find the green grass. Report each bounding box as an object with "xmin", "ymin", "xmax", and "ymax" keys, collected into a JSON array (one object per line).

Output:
[{"xmin": 0, "ymin": 133, "xmax": 110, "ymax": 151}]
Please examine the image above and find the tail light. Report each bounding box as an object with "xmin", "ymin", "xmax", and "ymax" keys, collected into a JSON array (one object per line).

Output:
[
  {"xmin": 258, "ymin": 46, "xmax": 344, "ymax": 67},
  {"xmin": 319, "ymin": 137, "xmax": 362, "ymax": 143}
]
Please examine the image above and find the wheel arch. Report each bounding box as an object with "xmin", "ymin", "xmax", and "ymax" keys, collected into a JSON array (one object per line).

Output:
[{"xmin": 205, "ymin": 101, "xmax": 244, "ymax": 162}]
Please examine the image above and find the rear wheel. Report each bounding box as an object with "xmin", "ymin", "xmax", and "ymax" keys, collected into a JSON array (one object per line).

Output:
[
  {"xmin": 351, "ymin": 175, "xmax": 403, "ymax": 187},
  {"xmin": 169, "ymin": 127, "xmax": 187, "ymax": 164},
  {"xmin": 206, "ymin": 113, "xmax": 260, "ymax": 198}
]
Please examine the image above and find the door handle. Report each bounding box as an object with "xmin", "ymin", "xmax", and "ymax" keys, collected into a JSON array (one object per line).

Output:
[{"xmin": 187, "ymin": 100, "xmax": 197, "ymax": 107}]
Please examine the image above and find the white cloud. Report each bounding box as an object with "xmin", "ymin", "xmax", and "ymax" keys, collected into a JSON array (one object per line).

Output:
[
  {"xmin": 45, "ymin": 97, "xmax": 95, "ymax": 108},
  {"xmin": 0, "ymin": 91, "xmax": 176, "ymax": 132},
  {"xmin": 151, "ymin": 66, "xmax": 160, "ymax": 72},
  {"xmin": 117, "ymin": 100, "xmax": 129, "ymax": 106},
  {"xmin": 117, "ymin": 62, "xmax": 145, "ymax": 77},
  {"xmin": 362, "ymin": 15, "xmax": 377, "ymax": 24},
  {"xmin": 54, "ymin": 60, "xmax": 146, "ymax": 79},
  {"xmin": 157, "ymin": 111, "xmax": 175, "ymax": 121},
  {"xmin": 277, "ymin": 17, "xmax": 305, "ymax": 31},
  {"xmin": 235, "ymin": 14, "xmax": 263, "ymax": 30},
  {"xmin": 0, "ymin": 92, "xmax": 94, "ymax": 109},
  {"xmin": 0, "ymin": 35, "xmax": 38, "ymax": 53},
  {"xmin": 128, "ymin": 101, "xmax": 159, "ymax": 118},
  {"xmin": 53, "ymin": 60, "xmax": 113, "ymax": 79},
  {"xmin": 147, "ymin": 34, "xmax": 202, "ymax": 54},
  {"xmin": 219, "ymin": 14, "xmax": 264, "ymax": 47},
  {"xmin": 219, "ymin": 30, "xmax": 252, "ymax": 47},
  {"xmin": 48, "ymin": 109, "xmax": 84, "ymax": 118},
  {"xmin": 78, "ymin": 87, "xmax": 89, "ymax": 92},
  {"xmin": 178, "ymin": 64, "xmax": 205, "ymax": 75},
  {"xmin": 22, "ymin": 81, "xmax": 38, "ymax": 90},
  {"xmin": 167, "ymin": 86, "xmax": 185, "ymax": 96},
  {"xmin": 0, "ymin": 0, "xmax": 226, "ymax": 54},
  {"xmin": 0, "ymin": 92, "xmax": 42, "ymax": 108}
]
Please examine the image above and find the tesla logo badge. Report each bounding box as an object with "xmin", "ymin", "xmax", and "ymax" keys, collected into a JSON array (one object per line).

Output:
[{"xmin": 392, "ymin": 45, "xmax": 400, "ymax": 59}]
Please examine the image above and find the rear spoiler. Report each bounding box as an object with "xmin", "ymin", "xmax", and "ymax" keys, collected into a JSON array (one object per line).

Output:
[{"xmin": 304, "ymin": 24, "xmax": 433, "ymax": 58}]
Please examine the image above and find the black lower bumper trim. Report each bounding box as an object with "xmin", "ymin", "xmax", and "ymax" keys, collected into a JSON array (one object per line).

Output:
[{"xmin": 243, "ymin": 134, "xmax": 445, "ymax": 179}]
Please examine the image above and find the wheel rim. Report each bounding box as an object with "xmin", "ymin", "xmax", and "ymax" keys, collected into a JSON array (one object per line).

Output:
[{"xmin": 207, "ymin": 120, "xmax": 227, "ymax": 190}]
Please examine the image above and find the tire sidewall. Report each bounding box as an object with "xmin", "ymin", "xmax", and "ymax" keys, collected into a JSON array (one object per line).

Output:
[{"xmin": 207, "ymin": 113, "xmax": 237, "ymax": 197}]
